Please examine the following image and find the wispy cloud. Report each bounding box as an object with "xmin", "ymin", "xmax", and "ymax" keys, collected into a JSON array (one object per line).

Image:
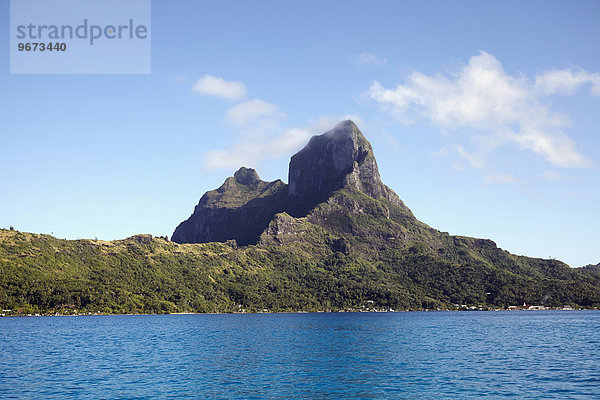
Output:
[
  {"xmin": 227, "ymin": 99, "xmax": 282, "ymax": 127},
  {"xmin": 365, "ymin": 51, "xmax": 594, "ymax": 170},
  {"xmin": 204, "ymin": 114, "xmax": 363, "ymax": 171},
  {"xmin": 535, "ymin": 68, "xmax": 600, "ymax": 96},
  {"xmin": 205, "ymin": 97, "xmax": 297, "ymax": 169},
  {"xmin": 455, "ymin": 145, "xmax": 485, "ymax": 170},
  {"xmin": 190, "ymin": 75, "xmax": 362, "ymax": 171},
  {"xmin": 204, "ymin": 127, "xmax": 311, "ymax": 170},
  {"xmin": 192, "ymin": 75, "xmax": 247, "ymax": 100},
  {"xmin": 358, "ymin": 52, "xmax": 387, "ymax": 67}
]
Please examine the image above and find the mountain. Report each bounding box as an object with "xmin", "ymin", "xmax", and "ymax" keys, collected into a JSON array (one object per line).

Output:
[
  {"xmin": 172, "ymin": 120, "xmax": 411, "ymax": 245},
  {"xmin": 171, "ymin": 120, "xmax": 499, "ymax": 259},
  {"xmin": 164, "ymin": 120, "xmax": 600, "ymax": 309},
  {"xmin": 2, "ymin": 121, "xmax": 600, "ymax": 315},
  {"xmin": 287, "ymin": 120, "xmax": 407, "ymax": 216},
  {"xmin": 172, "ymin": 167, "xmax": 288, "ymax": 246}
]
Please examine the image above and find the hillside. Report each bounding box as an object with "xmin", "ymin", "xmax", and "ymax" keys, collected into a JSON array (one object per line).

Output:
[
  {"xmin": 2, "ymin": 223, "xmax": 599, "ymax": 315},
  {"xmin": 583, "ymin": 263, "xmax": 600, "ymax": 273},
  {"xmin": 2, "ymin": 121, "xmax": 600, "ymax": 314}
]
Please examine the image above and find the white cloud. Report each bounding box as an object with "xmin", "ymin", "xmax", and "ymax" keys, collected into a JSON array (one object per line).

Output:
[
  {"xmin": 227, "ymin": 99, "xmax": 281, "ymax": 126},
  {"xmin": 304, "ymin": 114, "xmax": 365, "ymax": 134},
  {"xmin": 204, "ymin": 149, "xmax": 249, "ymax": 170},
  {"xmin": 192, "ymin": 75, "xmax": 363, "ymax": 171},
  {"xmin": 535, "ymin": 68, "xmax": 600, "ymax": 96},
  {"xmin": 204, "ymin": 113, "xmax": 363, "ymax": 171},
  {"xmin": 192, "ymin": 75, "xmax": 247, "ymax": 100},
  {"xmin": 365, "ymin": 51, "xmax": 594, "ymax": 169},
  {"xmin": 204, "ymin": 126, "xmax": 312, "ymax": 170},
  {"xmin": 455, "ymin": 145, "xmax": 485, "ymax": 170},
  {"xmin": 358, "ymin": 52, "xmax": 387, "ymax": 67}
]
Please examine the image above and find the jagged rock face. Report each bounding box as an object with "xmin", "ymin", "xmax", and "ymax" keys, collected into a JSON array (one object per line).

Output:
[
  {"xmin": 171, "ymin": 167, "xmax": 288, "ymax": 245},
  {"xmin": 288, "ymin": 120, "xmax": 408, "ymax": 216},
  {"xmin": 258, "ymin": 213, "xmax": 306, "ymax": 246}
]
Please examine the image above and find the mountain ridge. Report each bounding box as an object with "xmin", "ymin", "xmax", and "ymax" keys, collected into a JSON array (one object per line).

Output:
[
  {"xmin": 172, "ymin": 120, "xmax": 413, "ymax": 245},
  {"xmin": 171, "ymin": 167, "xmax": 288, "ymax": 246},
  {"xmin": 2, "ymin": 121, "xmax": 600, "ymax": 314}
]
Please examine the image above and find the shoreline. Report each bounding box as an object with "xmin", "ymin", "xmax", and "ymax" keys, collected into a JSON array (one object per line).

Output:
[{"xmin": 1, "ymin": 308, "xmax": 595, "ymax": 318}]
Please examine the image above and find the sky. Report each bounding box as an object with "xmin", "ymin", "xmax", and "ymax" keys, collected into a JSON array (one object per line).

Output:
[{"xmin": 1, "ymin": 0, "xmax": 599, "ymax": 267}]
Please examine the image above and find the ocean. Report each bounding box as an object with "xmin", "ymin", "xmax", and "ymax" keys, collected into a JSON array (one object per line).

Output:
[{"xmin": 1, "ymin": 311, "xmax": 599, "ymax": 399}]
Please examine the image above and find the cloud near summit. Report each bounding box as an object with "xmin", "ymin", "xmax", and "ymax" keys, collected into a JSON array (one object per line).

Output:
[
  {"xmin": 192, "ymin": 75, "xmax": 247, "ymax": 100},
  {"xmin": 365, "ymin": 51, "xmax": 594, "ymax": 169},
  {"xmin": 357, "ymin": 52, "xmax": 387, "ymax": 67},
  {"xmin": 227, "ymin": 99, "xmax": 282, "ymax": 127},
  {"xmin": 191, "ymin": 73, "xmax": 365, "ymax": 171}
]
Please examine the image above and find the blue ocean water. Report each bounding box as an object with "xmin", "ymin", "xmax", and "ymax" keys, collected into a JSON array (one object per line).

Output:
[{"xmin": 1, "ymin": 311, "xmax": 599, "ymax": 399}]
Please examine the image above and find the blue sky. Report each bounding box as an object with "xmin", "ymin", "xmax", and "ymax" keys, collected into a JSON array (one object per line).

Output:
[{"xmin": 1, "ymin": 0, "xmax": 599, "ymax": 267}]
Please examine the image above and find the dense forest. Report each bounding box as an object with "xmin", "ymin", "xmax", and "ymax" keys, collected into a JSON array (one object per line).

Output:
[{"xmin": 2, "ymin": 190, "xmax": 599, "ymax": 316}]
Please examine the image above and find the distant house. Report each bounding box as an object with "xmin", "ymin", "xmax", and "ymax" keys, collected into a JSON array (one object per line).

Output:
[{"xmin": 524, "ymin": 305, "xmax": 547, "ymax": 310}]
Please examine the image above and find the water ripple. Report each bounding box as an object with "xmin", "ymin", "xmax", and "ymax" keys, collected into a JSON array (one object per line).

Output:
[{"xmin": 1, "ymin": 311, "xmax": 599, "ymax": 399}]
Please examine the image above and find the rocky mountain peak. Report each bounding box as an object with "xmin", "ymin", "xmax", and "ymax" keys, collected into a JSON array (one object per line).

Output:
[
  {"xmin": 288, "ymin": 120, "xmax": 406, "ymax": 215},
  {"xmin": 289, "ymin": 120, "xmax": 368, "ymax": 195},
  {"xmin": 172, "ymin": 120, "xmax": 411, "ymax": 244},
  {"xmin": 233, "ymin": 167, "xmax": 260, "ymax": 185},
  {"xmin": 171, "ymin": 167, "xmax": 288, "ymax": 245}
]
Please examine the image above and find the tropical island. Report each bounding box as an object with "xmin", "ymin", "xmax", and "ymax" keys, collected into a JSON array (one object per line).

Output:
[{"xmin": 1, "ymin": 121, "xmax": 599, "ymax": 315}]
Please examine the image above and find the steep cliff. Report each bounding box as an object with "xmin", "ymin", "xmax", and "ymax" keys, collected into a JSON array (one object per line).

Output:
[
  {"xmin": 288, "ymin": 120, "xmax": 409, "ymax": 216},
  {"xmin": 171, "ymin": 167, "xmax": 288, "ymax": 245}
]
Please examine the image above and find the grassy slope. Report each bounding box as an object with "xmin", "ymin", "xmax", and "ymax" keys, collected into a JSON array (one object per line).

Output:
[{"xmin": 2, "ymin": 189, "xmax": 599, "ymax": 314}]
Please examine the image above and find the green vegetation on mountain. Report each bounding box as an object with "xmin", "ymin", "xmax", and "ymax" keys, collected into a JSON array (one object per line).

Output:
[
  {"xmin": 2, "ymin": 187, "xmax": 599, "ymax": 315},
  {"xmin": 2, "ymin": 121, "xmax": 599, "ymax": 315}
]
